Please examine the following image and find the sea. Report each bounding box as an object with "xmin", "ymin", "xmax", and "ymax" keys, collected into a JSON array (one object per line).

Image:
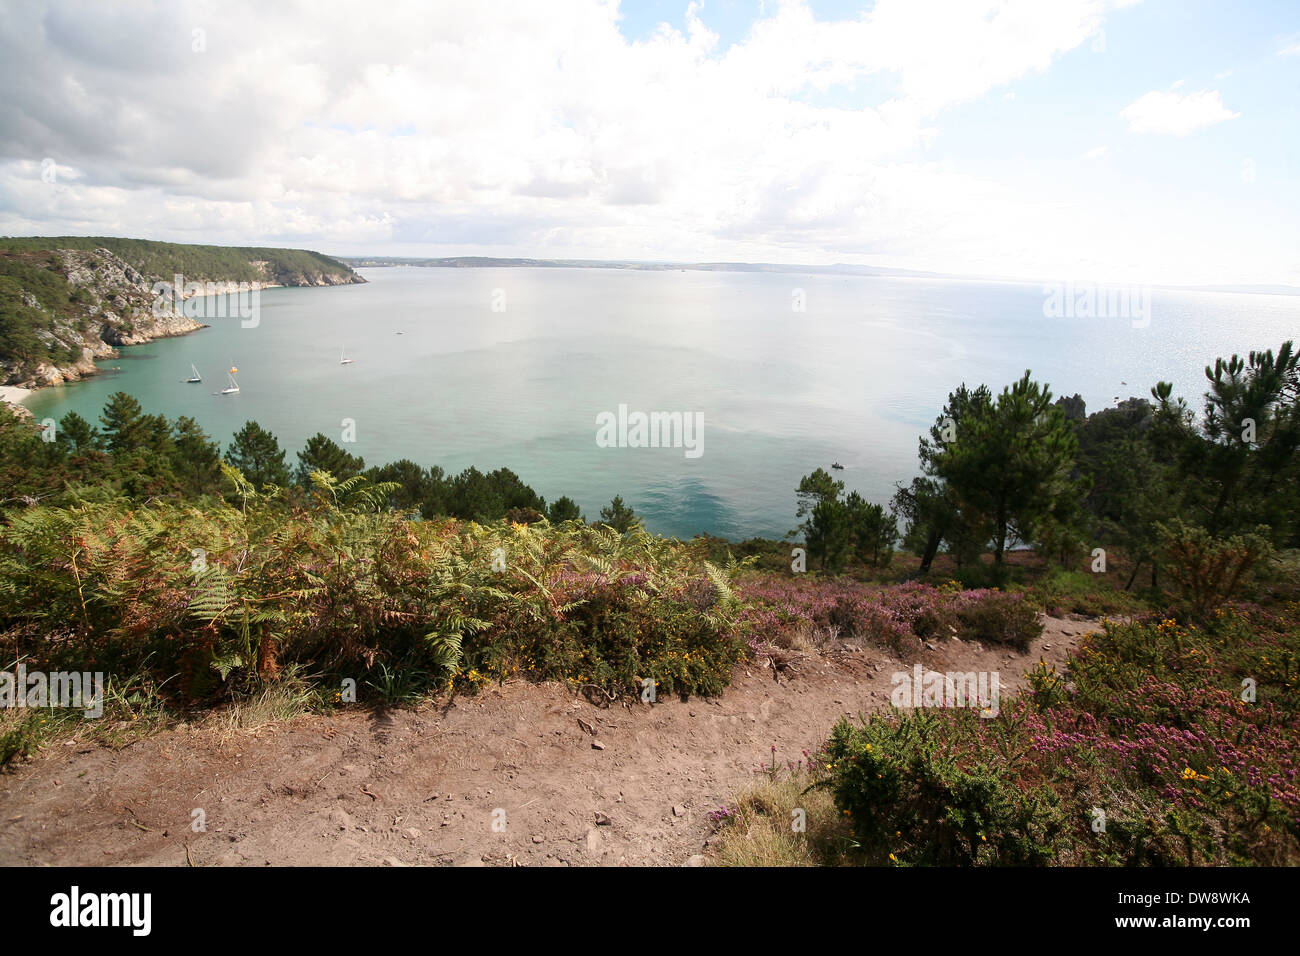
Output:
[{"xmin": 22, "ymin": 266, "xmax": 1300, "ymax": 540}]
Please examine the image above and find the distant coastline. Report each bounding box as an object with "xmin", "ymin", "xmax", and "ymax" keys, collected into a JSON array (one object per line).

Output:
[
  {"xmin": 339, "ymin": 256, "xmax": 1300, "ymax": 296},
  {"xmin": 340, "ymin": 255, "xmax": 946, "ymax": 280}
]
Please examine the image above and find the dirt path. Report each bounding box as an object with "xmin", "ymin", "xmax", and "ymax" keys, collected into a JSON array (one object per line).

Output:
[{"xmin": 0, "ymin": 617, "xmax": 1097, "ymax": 867}]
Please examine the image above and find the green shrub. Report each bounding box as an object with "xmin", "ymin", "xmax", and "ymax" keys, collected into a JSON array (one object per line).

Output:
[
  {"xmin": 800, "ymin": 607, "xmax": 1300, "ymax": 866},
  {"xmin": 954, "ymin": 590, "xmax": 1042, "ymax": 650}
]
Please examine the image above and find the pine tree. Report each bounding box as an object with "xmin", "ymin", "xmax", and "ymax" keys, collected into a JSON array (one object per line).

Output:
[
  {"xmin": 295, "ymin": 433, "xmax": 364, "ymax": 487},
  {"xmin": 547, "ymin": 496, "xmax": 582, "ymax": 523},
  {"xmin": 923, "ymin": 372, "xmax": 1080, "ymax": 566},
  {"xmin": 98, "ymin": 391, "xmax": 146, "ymax": 454},
  {"xmin": 227, "ymin": 421, "xmax": 291, "ymax": 488},
  {"xmin": 599, "ymin": 495, "xmax": 640, "ymax": 533},
  {"xmin": 172, "ymin": 416, "xmax": 223, "ymax": 494},
  {"xmin": 56, "ymin": 411, "xmax": 98, "ymax": 454}
]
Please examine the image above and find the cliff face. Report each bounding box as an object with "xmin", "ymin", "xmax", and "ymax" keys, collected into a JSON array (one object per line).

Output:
[
  {"xmin": 251, "ymin": 258, "xmax": 363, "ymax": 288},
  {"xmin": 0, "ymin": 243, "xmax": 364, "ymax": 390},
  {"xmin": 4, "ymin": 248, "xmax": 206, "ymax": 388}
]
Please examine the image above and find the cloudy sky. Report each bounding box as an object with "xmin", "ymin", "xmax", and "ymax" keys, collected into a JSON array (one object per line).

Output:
[{"xmin": 2, "ymin": 0, "xmax": 1297, "ymax": 285}]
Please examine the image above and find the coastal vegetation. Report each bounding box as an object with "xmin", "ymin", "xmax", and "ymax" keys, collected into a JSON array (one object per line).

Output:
[
  {"xmin": 0, "ymin": 237, "xmax": 357, "ymax": 287},
  {"xmin": 710, "ymin": 605, "xmax": 1300, "ymax": 866},
  {"xmin": 0, "ymin": 339, "xmax": 1296, "ymax": 865}
]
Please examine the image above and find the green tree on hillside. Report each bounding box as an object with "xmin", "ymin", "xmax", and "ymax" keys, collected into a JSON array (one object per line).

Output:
[
  {"xmin": 171, "ymin": 416, "xmax": 223, "ymax": 494},
  {"xmin": 921, "ymin": 372, "xmax": 1080, "ymax": 567},
  {"xmin": 1073, "ymin": 398, "xmax": 1179, "ymax": 587},
  {"xmin": 446, "ymin": 466, "xmax": 546, "ymax": 522},
  {"xmin": 891, "ymin": 476, "xmax": 947, "ymax": 573},
  {"xmin": 295, "ymin": 433, "xmax": 365, "ymax": 486},
  {"xmin": 1154, "ymin": 340, "xmax": 1300, "ymax": 544},
  {"xmin": 98, "ymin": 391, "xmax": 147, "ymax": 454},
  {"xmin": 365, "ymin": 459, "xmax": 445, "ymax": 515},
  {"xmin": 795, "ymin": 468, "xmax": 846, "ymax": 570},
  {"xmin": 226, "ymin": 421, "xmax": 292, "ymax": 489},
  {"xmin": 547, "ymin": 496, "xmax": 583, "ymax": 523},
  {"xmin": 56, "ymin": 411, "xmax": 98, "ymax": 455},
  {"xmin": 599, "ymin": 495, "xmax": 640, "ymax": 533},
  {"xmin": 795, "ymin": 470, "xmax": 895, "ymax": 571},
  {"xmin": 845, "ymin": 491, "xmax": 896, "ymax": 568}
]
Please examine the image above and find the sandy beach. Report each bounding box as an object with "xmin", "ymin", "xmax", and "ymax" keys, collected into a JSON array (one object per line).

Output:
[
  {"xmin": 0, "ymin": 385, "xmax": 32, "ymax": 406},
  {"xmin": 0, "ymin": 385, "xmax": 34, "ymax": 419}
]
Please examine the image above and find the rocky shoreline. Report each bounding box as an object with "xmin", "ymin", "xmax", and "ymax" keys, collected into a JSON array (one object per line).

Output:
[{"xmin": 1, "ymin": 245, "xmax": 363, "ymax": 411}]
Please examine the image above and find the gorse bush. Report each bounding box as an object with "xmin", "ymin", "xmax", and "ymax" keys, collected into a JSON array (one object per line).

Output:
[
  {"xmin": 1156, "ymin": 518, "xmax": 1273, "ymax": 620},
  {"xmin": 821, "ymin": 711, "xmax": 1064, "ymax": 866},
  {"xmin": 0, "ymin": 466, "xmax": 749, "ymax": 707}
]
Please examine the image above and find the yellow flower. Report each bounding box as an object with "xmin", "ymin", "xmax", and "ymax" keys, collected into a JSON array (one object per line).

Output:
[{"xmin": 889, "ymin": 853, "xmax": 897, "ymax": 862}]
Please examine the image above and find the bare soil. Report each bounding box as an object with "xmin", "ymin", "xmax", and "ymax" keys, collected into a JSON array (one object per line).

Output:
[{"xmin": 0, "ymin": 616, "xmax": 1097, "ymax": 867}]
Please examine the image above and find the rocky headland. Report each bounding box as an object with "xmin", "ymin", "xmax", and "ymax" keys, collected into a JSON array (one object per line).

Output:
[{"xmin": 0, "ymin": 240, "xmax": 365, "ymax": 412}]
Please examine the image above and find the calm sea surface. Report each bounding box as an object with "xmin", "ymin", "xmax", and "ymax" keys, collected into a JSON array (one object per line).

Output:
[{"xmin": 23, "ymin": 267, "xmax": 1300, "ymax": 540}]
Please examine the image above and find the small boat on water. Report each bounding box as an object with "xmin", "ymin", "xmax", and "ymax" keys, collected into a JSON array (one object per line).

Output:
[
  {"xmin": 186, "ymin": 364, "xmax": 202, "ymax": 383},
  {"xmin": 831, "ymin": 462, "xmax": 845, "ymax": 470},
  {"xmin": 219, "ymin": 366, "xmax": 239, "ymax": 395},
  {"xmin": 340, "ymin": 346, "xmax": 355, "ymax": 365}
]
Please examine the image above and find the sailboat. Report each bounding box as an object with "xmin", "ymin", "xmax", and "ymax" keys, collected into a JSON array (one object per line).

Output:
[
  {"xmin": 220, "ymin": 366, "xmax": 239, "ymax": 395},
  {"xmin": 339, "ymin": 346, "xmax": 355, "ymax": 365},
  {"xmin": 186, "ymin": 364, "xmax": 202, "ymax": 383}
]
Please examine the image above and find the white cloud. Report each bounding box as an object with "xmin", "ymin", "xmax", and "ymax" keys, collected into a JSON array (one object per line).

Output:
[
  {"xmin": 0, "ymin": 0, "xmax": 1132, "ymax": 255},
  {"xmin": 1120, "ymin": 88, "xmax": 1240, "ymax": 136},
  {"xmin": 1279, "ymin": 35, "xmax": 1300, "ymax": 56},
  {"xmin": 2, "ymin": 0, "xmax": 1292, "ymax": 285},
  {"xmin": 1082, "ymin": 145, "xmax": 1108, "ymax": 159}
]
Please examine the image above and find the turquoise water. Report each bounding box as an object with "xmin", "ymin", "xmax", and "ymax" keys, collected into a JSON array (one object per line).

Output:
[{"xmin": 23, "ymin": 267, "xmax": 1300, "ymax": 540}]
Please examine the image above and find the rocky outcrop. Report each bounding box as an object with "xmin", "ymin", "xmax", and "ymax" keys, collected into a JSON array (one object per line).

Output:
[
  {"xmin": 1, "ymin": 248, "xmax": 210, "ymax": 388},
  {"xmin": 247, "ymin": 257, "xmax": 365, "ymax": 288},
  {"xmin": 1, "ymin": 242, "xmax": 367, "ymax": 391},
  {"xmin": 270, "ymin": 269, "xmax": 360, "ymax": 287},
  {"xmin": 3, "ymin": 242, "xmax": 365, "ymax": 391}
]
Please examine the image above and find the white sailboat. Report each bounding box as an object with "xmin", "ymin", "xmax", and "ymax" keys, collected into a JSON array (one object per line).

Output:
[
  {"xmin": 339, "ymin": 346, "xmax": 355, "ymax": 365},
  {"xmin": 220, "ymin": 365, "xmax": 239, "ymax": 395},
  {"xmin": 186, "ymin": 364, "xmax": 202, "ymax": 383}
]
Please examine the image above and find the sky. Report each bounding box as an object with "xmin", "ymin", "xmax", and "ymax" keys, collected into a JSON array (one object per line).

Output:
[{"xmin": 1, "ymin": 0, "xmax": 1298, "ymax": 286}]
